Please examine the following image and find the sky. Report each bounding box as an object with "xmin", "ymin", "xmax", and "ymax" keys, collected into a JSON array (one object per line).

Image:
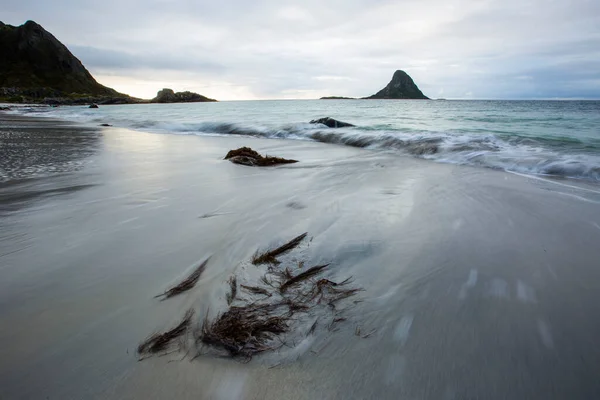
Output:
[{"xmin": 4, "ymin": 0, "xmax": 600, "ymax": 100}]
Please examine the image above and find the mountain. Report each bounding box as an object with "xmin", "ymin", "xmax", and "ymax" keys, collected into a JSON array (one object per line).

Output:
[
  {"xmin": 364, "ymin": 70, "xmax": 429, "ymax": 99},
  {"xmin": 0, "ymin": 20, "xmax": 135, "ymax": 104},
  {"xmin": 151, "ymin": 88, "xmax": 217, "ymax": 103}
]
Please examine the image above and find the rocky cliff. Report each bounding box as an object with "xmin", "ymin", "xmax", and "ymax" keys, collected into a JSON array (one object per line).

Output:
[
  {"xmin": 364, "ymin": 70, "xmax": 428, "ymax": 99},
  {"xmin": 151, "ymin": 88, "xmax": 217, "ymax": 103},
  {"xmin": 0, "ymin": 20, "xmax": 135, "ymax": 104}
]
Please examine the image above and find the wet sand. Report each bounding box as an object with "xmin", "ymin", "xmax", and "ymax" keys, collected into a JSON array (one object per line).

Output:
[{"xmin": 1, "ymin": 114, "xmax": 600, "ymax": 399}]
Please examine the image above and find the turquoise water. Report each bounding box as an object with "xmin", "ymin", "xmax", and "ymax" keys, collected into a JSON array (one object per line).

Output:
[{"xmin": 10, "ymin": 100, "xmax": 600, "ymax": 181}]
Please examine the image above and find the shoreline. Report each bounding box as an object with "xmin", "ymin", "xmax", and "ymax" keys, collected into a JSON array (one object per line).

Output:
[
  {"xmin": 1, "ymin": 114, "xmax": 600, "ymax": 399},
  {"xmin": 2, "ymin": 108, "xmax": 599, "ymax": 192},
  {"xmin": 3, "ymin": 105, "xmax": 600, "ymax": 187}
]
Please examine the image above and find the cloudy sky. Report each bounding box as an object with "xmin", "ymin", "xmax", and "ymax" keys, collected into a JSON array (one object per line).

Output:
[{"xmin": 4, "ymin": 0, "xmax": 600, "ymax": 100}]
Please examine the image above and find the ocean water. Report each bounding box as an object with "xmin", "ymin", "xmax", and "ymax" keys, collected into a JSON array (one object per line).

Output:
[{"xmin": 7, "ymin": 99, "xmax": 600, "ymax": 182}]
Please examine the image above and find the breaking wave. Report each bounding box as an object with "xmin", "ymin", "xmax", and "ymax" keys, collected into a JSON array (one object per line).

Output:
[
  {"xmin": 7, "ymin": 106, "xmax": 600, "ymax": 182},
  {"xmin": 130, "ymin": 120, "xmax": 600, "ymax": 182}
]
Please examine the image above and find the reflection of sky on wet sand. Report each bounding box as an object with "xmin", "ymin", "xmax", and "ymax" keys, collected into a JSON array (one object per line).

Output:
[
  {"xmin": 0, "ymin": 118, "xmax": 101, "ymax": 183},
  {"xmin": 0, "ymin": 117, "xmax": 102, "ymax": 213}
]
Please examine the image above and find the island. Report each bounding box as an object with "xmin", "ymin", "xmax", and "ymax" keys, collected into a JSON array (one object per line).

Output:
[
  {"xmin": 321, "ymin": 70, "xmax": 429, "ymax": 100},
  {"xmin": 319, "ymin": 96, "xmax": 356, "ymax": 100},
  {"xmin": 151, "ymin": 88, "xmax": 216, "ymax": 103},
  {"xmin": 364, "ymin": 70, "xmax": 429, "ymax": 99}
]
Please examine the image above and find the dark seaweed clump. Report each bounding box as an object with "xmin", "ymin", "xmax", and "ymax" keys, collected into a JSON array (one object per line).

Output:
[
  {"xmin": 139, "ymin": 233, "xmax": 361, "ymax": 361},
  {"xmin": 199, "ymin": 234, "xmax": 361, "ymax": 360},
  {"xmin": 224, "ymin": 147, "xmax": 298, "ymax": 167}
]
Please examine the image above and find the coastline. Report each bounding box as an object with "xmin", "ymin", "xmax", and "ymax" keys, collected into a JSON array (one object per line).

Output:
[
  {"xmin": 1, "ymin": 115, "xmax": 600, "ymax": 398},
  {"xmin": 5, "ymin": 99, "xmax": 600, "ymax": 184}
]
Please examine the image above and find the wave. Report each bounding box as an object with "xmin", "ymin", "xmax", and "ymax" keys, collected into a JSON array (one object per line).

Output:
[
  {"xmin": 7, "ymin": 106, "xmax": 600, "ymax": 182},
  {"xmin": 133, "ymin": 121, "xmax": 599, "ymax": 181},
  {"xmin": 157, "ymin": 122, "xmax": 600, "ymax": 181}
]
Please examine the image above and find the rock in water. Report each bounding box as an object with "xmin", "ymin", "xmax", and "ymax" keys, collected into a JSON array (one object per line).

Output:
[
  {"xmin": 151, "ymin": 88, "xmax": 217, "ymax": 103},
  {"xmin": 89, "ymin": 103, "xmax": 98, "ymax": 108},
  {"xmin": 309, "ymin": 117, "xmax": 355, "ymax": 128},
  {"xmin": 224, "ymin": 147, "xmax": 298, "ymax": 167},
  {"xmin": 365, "ymin": 70, "xmax": 429, "ymax": 99}
]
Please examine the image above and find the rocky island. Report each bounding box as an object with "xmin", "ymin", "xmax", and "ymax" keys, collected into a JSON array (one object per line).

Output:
[
  {"xmin": 151, "ymin": 88, "xmax": 216, "ymax": 103},
  {"xmin": 364, "ymin": 70, "xmax": 429, "ymax": 99},
  {"xmin": 320, "ymin": 96, "xmax": 356, "ymax": 100},
  {"xmin": 321, "ymin": 70, "xmax": 429, "ymax": 100}
]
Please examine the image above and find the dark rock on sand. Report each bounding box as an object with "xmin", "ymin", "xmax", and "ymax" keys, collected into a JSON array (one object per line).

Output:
[
  {"xmin": 0, "ymin": 20, "xmax": 137, "ymax": 104},
  {"xmin": 89, "ymin": 104, "xmax": 98, "ymax": 109},
  {"xmin": 224, "ymin": 147, "xmax": 298, "ymax": 167},
  {"xmin": 99, "ymin": 123, "xmax": 112, "ymax": 127},
  {"xmin": 151, "ymin": 88, "xmax": 217, "ymax": 103},
  {"xmin": 364, "ymin": 70, "xmax": 429, "ymax": 100},
  {"xmin": 310, "ymin": 117, "xmax": 355, "ymax": 128}
]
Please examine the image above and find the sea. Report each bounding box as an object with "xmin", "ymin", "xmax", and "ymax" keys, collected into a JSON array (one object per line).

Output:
[{"xmin": 5, "ymin": 99, "xmax": 600, "ymax": 182}]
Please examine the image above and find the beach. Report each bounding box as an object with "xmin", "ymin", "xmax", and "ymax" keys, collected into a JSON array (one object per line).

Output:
[{"xmin": 2, "ymin": 113, "xmax": 600, "ymax": 399}]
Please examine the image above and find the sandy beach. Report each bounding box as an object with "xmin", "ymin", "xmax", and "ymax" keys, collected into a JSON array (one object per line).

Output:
[{"xmin": 2, "ymin": 114, "xmax": 600, "ymax": 399}]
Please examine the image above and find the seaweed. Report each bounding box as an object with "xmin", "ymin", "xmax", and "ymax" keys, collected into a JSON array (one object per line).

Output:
[
  {"xmin": 226, "ymin": 276, "xmax": 237, "ymax": 305},
  {"xmin": 200, "ymin": 305, "xmax": 289, "ymax": 359},
  {"xmin": 224, "ymin": 147, "xmax": 298, "ymax": 167},
  {"xmin": 196, "ymin": 261, "xmax": 360, "ymax": 360},
  {"xmin": 138, "ymin": 309, "xmax": 194, "ymax": 355},
  {"xmin": 280, "ymin": 264, "xmax": 329, "ymax": 292},
  {"xmin": 155, "ymin": 258, "xmax": 209, "ymax": 300},
  {"xmin": 241, "ymin": 285, "xmax": 272, "ymax": 297},
  {"xmin": 252, "ymin": 233, "xmax": 308, "ymax": 265},
  {"xmin": 141, "ymin": 232, "xmax": 363, "ymax": 362}
]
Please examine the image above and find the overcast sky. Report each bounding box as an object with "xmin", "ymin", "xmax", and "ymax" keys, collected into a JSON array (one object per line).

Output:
[{"xmin": 4, "ymin": 0, "xmax": 600, "ymax": 100}]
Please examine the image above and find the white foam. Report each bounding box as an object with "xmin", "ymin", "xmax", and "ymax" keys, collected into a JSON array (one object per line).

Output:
[
  {"xmin": 516, "ymin": 280, "xmax": 537, "ymax": 303},
  {"xmin": 537, "ymin": 319, "xmax": 554, "ymax": 349},
  {"xmin": 487, "ymin": 278, "xmax": 509, "ymax": 299},
  {"xmin": 393, "ymin": 315, "xmax": 414, "ymax": 346},
  {"xmin": 459, "ymin": 269, "xmax": 477, "ymax": 299}
]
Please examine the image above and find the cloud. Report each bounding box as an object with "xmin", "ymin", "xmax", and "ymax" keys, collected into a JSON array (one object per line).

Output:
[
  {"xmin": 69, "ymin": 46, "xmax": 226, "ymax": 72},
  {"xmin": 3, "ymin": 0, "xmax": 600, "ymax": 99}
]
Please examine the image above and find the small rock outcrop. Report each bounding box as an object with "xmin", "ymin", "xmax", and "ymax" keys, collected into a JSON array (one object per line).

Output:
[
  {"xmin": 224, "ymin": 147, "xmax": 298, "ymax": 167},
  {"xmin": 364, "ymin": 70, "xmax": 428, "ymax": 100},
  {"xmin": 320, "ymin": 96, "xmax": 356, "ymax": 100},
  {"xmin": 89, "ymin": 103, "xmax": 98, "ymax": 108},
  {"xmin": 309, "ymin": 117, "xmax": 355, "ymax": 128},
  {"xmin": 151, "ymin": 88, "xmax": 217, "ymax": 103}
]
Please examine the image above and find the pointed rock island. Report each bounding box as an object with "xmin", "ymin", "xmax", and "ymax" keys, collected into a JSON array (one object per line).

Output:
[
  {"xmin": 365, "ymin": 70, "xmax": 428, "ymax": 99},
  {"xmin": 321, "ymin": 70, "xmax": 429, "ymax": 100}
]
